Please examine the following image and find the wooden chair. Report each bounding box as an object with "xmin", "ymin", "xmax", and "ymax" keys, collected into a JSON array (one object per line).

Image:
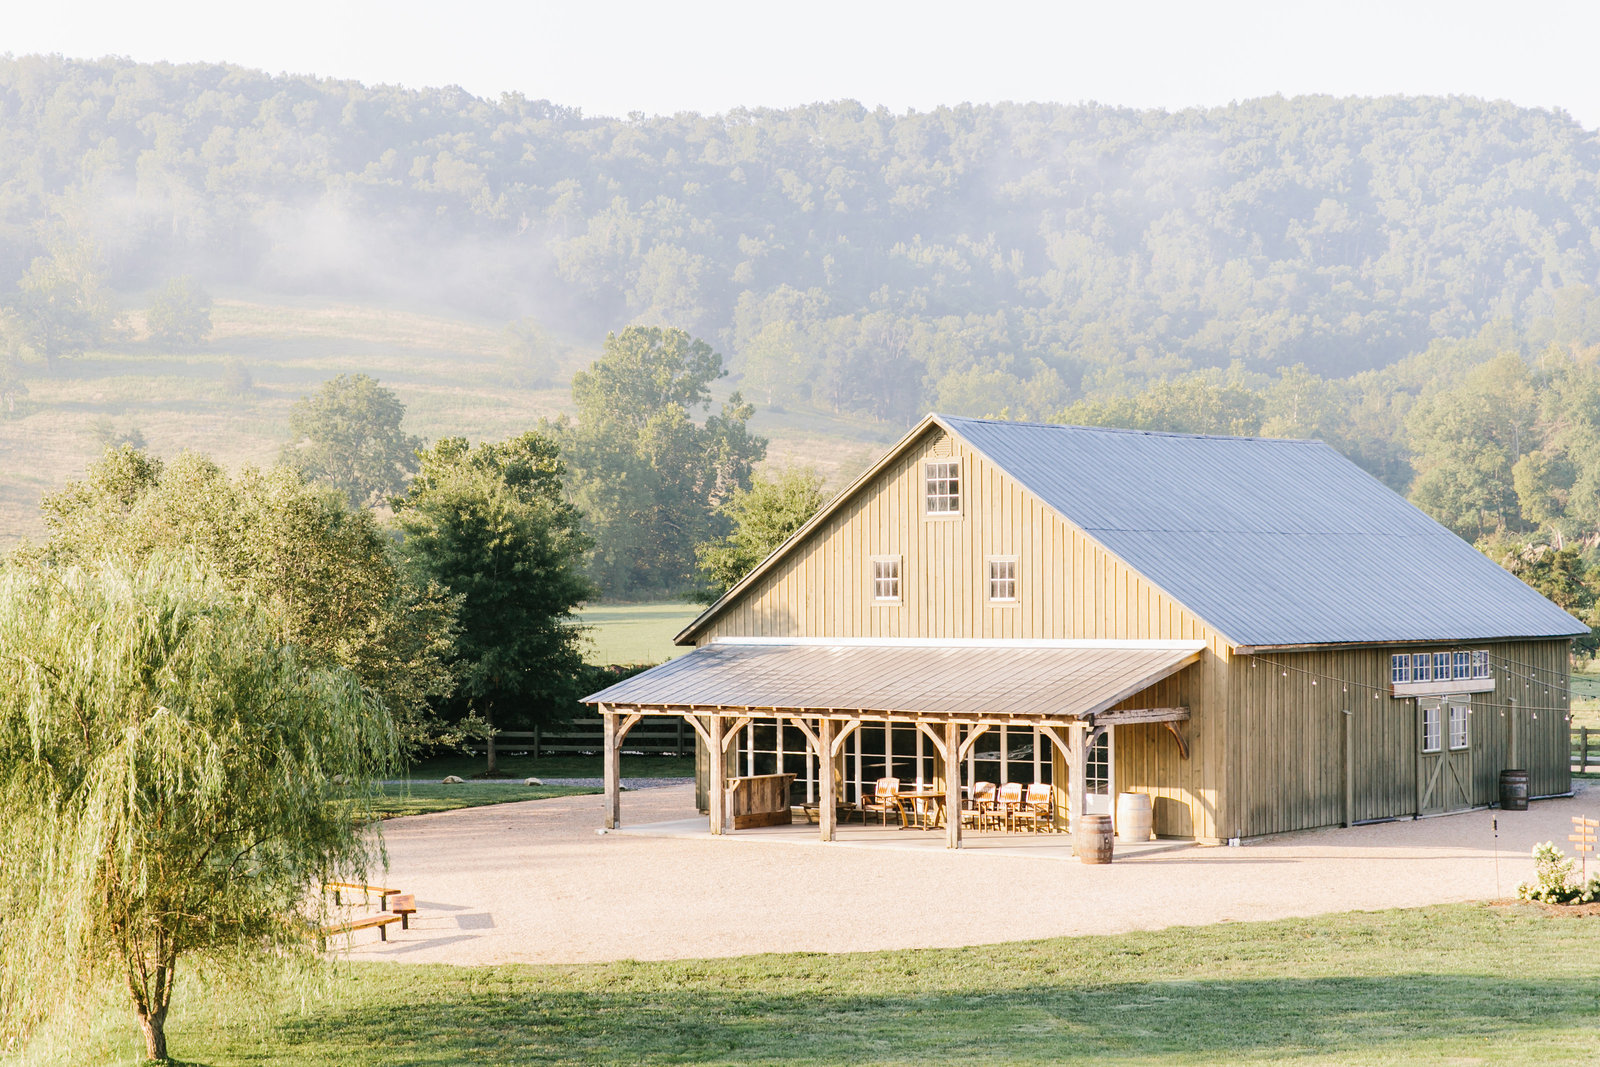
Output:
[
  {"xmin": 996, "ymin": 782, "xmax": 1025, "ymax": 832},
  {"xmin": 1024, "ymin": 783, "xmax": 1054, "ymax": 832},
  {"xmin": 966, "ymin": 781, "xmax": 999, "ymax": 830},
  {"xmin": 861, "ymin": 778, "xmax": 901, "ymax": 826}
]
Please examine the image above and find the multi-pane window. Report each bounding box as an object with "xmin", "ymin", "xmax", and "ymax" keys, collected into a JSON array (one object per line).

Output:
[
  {"xmin": 1086, "ymin": 730, "xmax": 1111, "ymax": 795},
  {"xmin": 1471, "ymin": 650, "xmax": 1490, "ymax": 679},
  {"xmin": 1453, "ymin": 651, "xmax": 1472, "ymax": 679},
  {"xmin": 1394, "ymin": 648, "xmax": 1493, "ymax": 688},
  {"xmin": 925, "ymin": 461, "xmax": 961, "ymax": 515},
  {"xmin": 1412, "ymin": 653, "xmax": 1433, "ymax": 683},
  {"xmin": 1421, "ymin": 703, "xmax": 1442, "ymax": 753},
  {"xmin": 1433, "ymin": 652, "xmax": 1452, "ymax": 681},
  {"xmin": 871, "ymin": 557, "xmax": 900, "ymax": 601},
  {"xmin": 1448, "ymin": 702, "xmax": 1469, "ymax": 750},
  {"xmin": 1391, "ymin": 654, "xmax": 1412, "ymax": 684},
  {"xmin": 988, "ymin": 557, "xmax": 1017, "ymax": 601}
]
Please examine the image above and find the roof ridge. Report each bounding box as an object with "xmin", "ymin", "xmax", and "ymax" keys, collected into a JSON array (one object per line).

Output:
[{"xmin": 934, "ymin": 412, "xmax": 1323, "ymax": 445}]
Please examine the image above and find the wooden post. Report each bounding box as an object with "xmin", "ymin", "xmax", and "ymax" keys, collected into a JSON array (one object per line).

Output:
[
  {"xmin": 944, "ymin": 721, "xmax": 962, "ymax": 850},
  {"xmin": 709, "ymin": 715, "xmax": 727, "ymax": 835},
  {"xmin": 1583, "ymin": 726, "xmax": 1591, "ymax": 771},
  {"xmin": 1068, "ymin": 722, "xmax": 1088, "ymax": 844},
  {"xmin": 677, "ymin": 717, "xmax": 686, "ymax": 758},
  {"xmin": 1342, "ymin": 710, "xmax": 1354, "ymax": 827},
  {"xmin": 533, "ymin": 723, "xmax": 542, "ymax": 760},
  {"xmin": 602, "ymin": 707, "xmax": 621, "ymax": 830},
  {"xmin": 819, "ymin": 718, "xmax": 837, "ymax": 842}
]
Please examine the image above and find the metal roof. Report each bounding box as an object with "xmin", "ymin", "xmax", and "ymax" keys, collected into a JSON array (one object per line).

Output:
[
  {"xmin": 940, "ymin": 415, "xmax": 1589, "ymax": 647},
  {"xmin": 584, "ymin": 638, "xmax": 1204, "ymax": 720}
]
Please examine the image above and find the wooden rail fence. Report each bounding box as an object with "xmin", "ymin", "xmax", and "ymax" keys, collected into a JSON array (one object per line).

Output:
[
  {"xmin": 464, "ymin": 715, "xmax": 691, "ymax": 758},
  {"xmin": 1575, "ymin": 727, "xmax": 1599, "ymax": 772}
]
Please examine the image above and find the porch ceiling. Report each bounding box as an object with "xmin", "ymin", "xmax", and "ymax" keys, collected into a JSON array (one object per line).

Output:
[{"xmin": 582, "ymin": 637, "xmax": 1203, "ymax": 725}]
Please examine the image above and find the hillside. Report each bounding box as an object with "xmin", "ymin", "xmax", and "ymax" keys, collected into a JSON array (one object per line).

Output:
[
  {"xmin": 0, "ymin": 294, "xmax": 889, "ymax": 545},
  {"xmin": 5, "ymin": 56, "xmax": 1600, "ymax": 426}
]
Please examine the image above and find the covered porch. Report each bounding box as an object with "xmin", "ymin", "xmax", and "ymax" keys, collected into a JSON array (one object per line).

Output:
[{"xmin": 585, "ymin": 637, "xmax": 1202, "ymax": 850}]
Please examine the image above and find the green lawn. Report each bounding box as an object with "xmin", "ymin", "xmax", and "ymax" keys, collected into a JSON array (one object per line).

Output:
[
  {"xmin": 579, "ymin": 602, "xmax": 704, "ymax": 665},
  {"xmin": 54, "ymin": 902, "xmax": 1600, "ymax": 1065},
  {"xmin": 406, "ymin": 754, "xmax": 695, "ymax": 781},
  {"xmin": 1569, "ymin": 667, "xmax": 1600, "ymax": 730},
  {"xmin": 366, "ymin": 783, "xmax": 599, "ymax": 819}
]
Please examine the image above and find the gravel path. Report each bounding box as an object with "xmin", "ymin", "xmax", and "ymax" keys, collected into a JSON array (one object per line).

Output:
[{"xmin": 341, "ymin": 780, "xmax": 1598, "ymax": 965}]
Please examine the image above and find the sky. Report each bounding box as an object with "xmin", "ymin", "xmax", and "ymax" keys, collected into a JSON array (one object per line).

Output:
[{"xmin": 9, "ymin": 0, "xmax": 1600, "ymax": 129}]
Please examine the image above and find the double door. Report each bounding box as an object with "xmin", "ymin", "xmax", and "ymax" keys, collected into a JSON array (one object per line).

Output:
[{"xmin": 1417, "ymin": 697, "xmax": 1474, "ymax": 815}]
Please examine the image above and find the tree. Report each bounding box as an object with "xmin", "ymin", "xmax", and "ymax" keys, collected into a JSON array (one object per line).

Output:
[
  {"xmin": 145, "ymin": 275, "xmax": 213, "ymax": 347},
  {"xmin": 280, "ymin": 374, "xmax": 422, "ymax": 509},
  {"xmin": 34, "ymin": 447, "xmax": 458, "ymax": 757},
  {"xmin": 695, "ymin": 467, "xmax": 828, "ymax": 601},
  {"xmin": 11, "ymin": 241, "xmax": 111, "ymax": 364},
  {"xmin": 0, "ymin": 558, "xmax": 396, "ymax": 1062},
  {"xmin": 393, "ymin": 432, "xmax": 594, "ymax": 774},
  {"xmin": 561, "ymin": 326, "xmax": 767, "ymax": 597}
]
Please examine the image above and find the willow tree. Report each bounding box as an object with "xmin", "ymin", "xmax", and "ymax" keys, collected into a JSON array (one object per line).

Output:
[{"xmin": 0, "ymin": 559, "xmax": 397, "ymax": 1062}]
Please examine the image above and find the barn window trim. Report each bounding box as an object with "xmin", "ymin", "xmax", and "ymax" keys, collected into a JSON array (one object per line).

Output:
[
  {"xmin": 987, "ymin": 556, "xmax": 1018, "ymax": 603},
  {"xmin": 871, "ymin": 556, "xmax": 901, "ymax": 603},
  {"xmin": 1447, "ymin": 700, "xmax": 1469, "ymax": 750},
  {"xmin": 924, "ymin": 460, "xmax": 961, "ymax": 516},
  {"xmin": 1421, "ymin": 702, "xmax": 1442, "ymax": 753}
]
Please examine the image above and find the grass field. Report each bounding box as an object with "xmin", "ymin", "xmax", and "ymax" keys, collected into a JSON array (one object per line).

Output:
[
  {"xmin": 1569, "ymin": 666, "xmax": 1600, "ymax": 730},
  {"xmin": 46, "ymin": 902, "xmax": 1600, "ymax": 1065},
  {"xmin": 366, "ymin": 783, "xmax": 599, "ymax": 818},
  {"xmin": 578, "ymin": 602, "xmax": 703, "ymax": 665},
  {"xmin": 0, "ymin": 294, "xmax": 884, "ymax": 549}
]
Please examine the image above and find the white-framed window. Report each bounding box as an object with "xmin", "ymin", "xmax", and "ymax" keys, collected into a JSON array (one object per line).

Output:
[
  {"xmin": 1391, "ymin": 654, "xmax": 1412, "ymax": 684},
  {"xmin": 1433, "ymin": 652, "xmax": 1451, "ymax": 681},
  {"xmin": 1448, "ymin": 701, "xmax": 1469, "ymax": 750},
  {"xmin": 871, "ymin": 556, "xmax": 901, "ymax": 602},
  {"xmin": 1086, "ymin": 730, "xmax": 1111, "ymax": 795},
  {"xmin": 987, "ymin": 557, "xmax": 1017, "ymax": 602},
  {"xmin": 1471, "ymin": 650, "xmax": 1490, "ymax": 679},
  {"xmin": 1452, "ymin": 651, "xmax": 1471, "ymax": 680},
  {"xmin": 1421, "ymin": 702, "xmax": 1442, "ymax": 753},
  {"xmin": 1412, "ymin": 653, "xmax": 1432, "ymax": 683},
  {"xmin": 924, "ymin": 460, "xmax": 961, "ymax": 515}
]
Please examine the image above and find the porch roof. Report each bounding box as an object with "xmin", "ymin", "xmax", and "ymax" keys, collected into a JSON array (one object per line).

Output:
[{"xmin": 582, "ymin": 637, "xmax": 1204, "ymax": 724}]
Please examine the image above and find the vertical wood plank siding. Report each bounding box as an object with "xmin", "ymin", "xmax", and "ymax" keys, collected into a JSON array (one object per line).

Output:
[
  {"xmin": 692, "ymin": 426, "xmax": 1574, "ymax": 841},
  {"xmin": 697, "ymin": 429, "xmax": 1234, "ymax": 841},
  {"xmin": 1228, "ymin": 639, "xmax": 1572, "ymax": 836}
]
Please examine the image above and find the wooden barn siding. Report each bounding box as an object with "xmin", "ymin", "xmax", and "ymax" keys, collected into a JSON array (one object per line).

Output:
[
  {"xmin": 697, "ymin": 428, "xmax": 1237, "ymax": 841},
  {"xmin": 1228, "ymin": 639, "xmax": 1572, "ymax": 838}
]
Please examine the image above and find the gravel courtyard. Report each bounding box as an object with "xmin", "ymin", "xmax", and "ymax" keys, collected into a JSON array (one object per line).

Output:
[{"xmin": 342, "ymin": 780, "xmax": 1598, "ymax": 965}]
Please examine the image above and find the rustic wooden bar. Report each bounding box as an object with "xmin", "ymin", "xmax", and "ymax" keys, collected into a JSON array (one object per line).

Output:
[{"xmin": 726, "ymin": 772, "xmax": 796, "ymax": 829}]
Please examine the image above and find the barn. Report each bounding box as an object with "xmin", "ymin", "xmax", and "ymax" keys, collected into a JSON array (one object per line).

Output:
[{"xmin": 584, "ymin": 414, "xmax": 1585, "ymax": 846}]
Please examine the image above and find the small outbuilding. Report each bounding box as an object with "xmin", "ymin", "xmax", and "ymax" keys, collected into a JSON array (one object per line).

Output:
[{"xmin": 585, "ymin": 414, "xmax": 1585, "ymax": 845}]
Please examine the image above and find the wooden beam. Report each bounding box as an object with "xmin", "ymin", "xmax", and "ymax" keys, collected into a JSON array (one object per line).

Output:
[
  {"xmin": 684, "ymin": 714, "xmax": 712, "ymax": 750},
  {"xmin": 602, "ymin": 705, "xmax": 622, "ymax": 830},
  {"xmin": 720, "ymin": 715, "xmax": 753, "ymax": 751},
  {"xmin": 818, "ymin": 718, "xmax": 837, "ymax": 842},
  {"xmin": 788, "ymin": 715, "xmax": 820, "ymax": 756},
  {"xmin": 1164, "ymin": 720, "xmax": 1190, "ymax": 760},
  {"xmin": 1093, "ymin": 706, "xmax": 1190, "ymax": 725},
  {"xmin": 1067, "ymin": 722, "xmax": 1088, "ymax": 843},
  {"xmin": 618, "ymin": 711, "xmax": 644, "ymax": 741},
  {"xmin": 914, "ymin": 720, "xmax": 945, "ymax": 754},
  {"xmin": 709, "ymin": 715, "xmax": 727, "ymax": 835},
  {"xmin": 830, "ymin": 718, "xmax": 863, "ymax": 758},
  {"xmin": 944, "ymin": 720, "xmax": 962, "ymax": 850},
  {"xmin": 958, "ymin": 723, "xmax": 992, "ymax": 761}
]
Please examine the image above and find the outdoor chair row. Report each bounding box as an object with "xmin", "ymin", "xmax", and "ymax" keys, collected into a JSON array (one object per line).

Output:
[{"xmin": 857, "ymin": 778, "xmax": 1058, "ymax": 832}]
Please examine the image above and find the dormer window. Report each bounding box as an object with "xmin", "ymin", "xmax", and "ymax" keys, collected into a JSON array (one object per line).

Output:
[{"xmin": 925, "ymin": 461, "xmax": 960, "ymax": 515}]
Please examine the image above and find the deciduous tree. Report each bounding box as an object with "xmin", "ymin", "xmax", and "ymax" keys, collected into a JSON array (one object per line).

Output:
[
  {"xmin": 280, "ymin": 374, "xmax": 422, "ymax": 509},
  {"xmin": 695, "ymin": 466, "xmax": 828, "ymax": 601},
  {"xmin": 0, "ymin": 559, "xmax": 396, "ymax": 1062},
  {"xmin": 145, "ymin": 275, "xmax": 213, "ymax": 347},
  {"xmin": 393, "ymin": 432, "xmax": 594, "ymax": 774}
]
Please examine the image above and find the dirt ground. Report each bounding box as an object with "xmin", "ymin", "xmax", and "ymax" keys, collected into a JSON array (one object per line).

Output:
[{"xmin": 340, "ymin": 780, "xmax": 1600, "ymax": 965}]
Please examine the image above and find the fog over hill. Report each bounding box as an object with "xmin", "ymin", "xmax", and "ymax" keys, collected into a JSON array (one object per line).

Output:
[{"xmin": 7, "ymin": 54, "xmax": 1600, "ymax": 423}]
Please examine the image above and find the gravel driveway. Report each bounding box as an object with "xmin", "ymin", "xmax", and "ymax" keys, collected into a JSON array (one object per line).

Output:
[{"xmin": 342, "ymin": 780, "xmax": 1597, "ymax": 965}]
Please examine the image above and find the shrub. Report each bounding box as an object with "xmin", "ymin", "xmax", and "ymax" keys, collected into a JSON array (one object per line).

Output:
[{"xmin": 1517, "ymin": 841, "xmax": 1600, "ymax": 903}]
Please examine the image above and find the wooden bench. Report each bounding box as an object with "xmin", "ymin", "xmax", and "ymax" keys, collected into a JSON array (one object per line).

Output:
[
  {"xmin": 316, "ymin": 911, "xmax": 401, "ymax": 947},
  {"xmin": 324, "ymin": 882, "xmax": 401, "ymax": 909},
  {"xmin": 389, "ymin": 893, "xmax": 417, "ymax": 930}
]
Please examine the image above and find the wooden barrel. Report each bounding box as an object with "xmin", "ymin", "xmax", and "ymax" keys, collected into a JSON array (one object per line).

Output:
[
  {"xmin": 1116, "ymin": 792, "xmax": 1153, "ymax": 843},
  {"xmin": 1499, "ymin": 769, "xmax": 1529, "ymax": 811},
  {"xmin": 1076, "ymin": 814, "xmax": 1114, "ymax": 864}
]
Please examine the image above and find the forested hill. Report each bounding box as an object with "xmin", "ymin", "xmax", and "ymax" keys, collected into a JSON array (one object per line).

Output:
[{"xmin": 5, "ymin": 55, "xmax": 1600, "ymax": 419}]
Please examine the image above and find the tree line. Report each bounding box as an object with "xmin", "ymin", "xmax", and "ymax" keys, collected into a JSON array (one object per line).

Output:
[{"xmin": 7, "ymin": 56, "xmax": 1600, "ymax": 421}]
